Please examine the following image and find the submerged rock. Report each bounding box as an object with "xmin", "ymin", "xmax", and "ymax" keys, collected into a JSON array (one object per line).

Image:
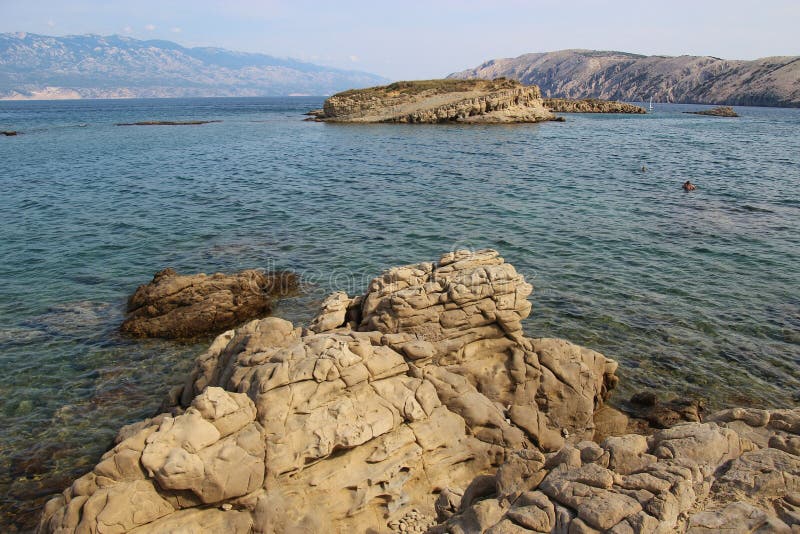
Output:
[
  {"xmin": 38, "ymin": 250, "xmax": 798, "ymax": 533},
  {"xmin": 684, "ymin": 106, "xmax": 739, "ymax": 117},
  {"xmin": 624, "ymin": 391, "xmax": 706, "ymax": 431},
  {"xmin": 1, "ymin": 130, "xmax": 19, "ymax": 136},
  {"xmin": 313, "ymin": 79, "xmax": 557, "ymax": 124},
  {"xmin": 114, "ymin": 120, "xmax": 222, "ymax": 126},
  {"xmin": 543, "ymin": 98, "xmax": 646, "ymax": 114},
  {"xmin": 120, "ymin": 268, "xmax": 298, "ymax": 339}
]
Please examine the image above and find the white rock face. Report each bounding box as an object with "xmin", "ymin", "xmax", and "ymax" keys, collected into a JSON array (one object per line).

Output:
[{"xmin": 36, "ymin": 250, "xmax": 798, "ymax": 533}]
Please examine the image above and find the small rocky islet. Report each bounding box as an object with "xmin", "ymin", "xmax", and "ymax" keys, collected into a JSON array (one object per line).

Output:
[
  {"xmin": 308, "ymin": 79, "xmax": 653, "ymax": 124},
  {"xmin": 308, "ymin": 78, "xmax": 560, "ymax": 123},
  {"xmin": 684, "ymin": 106, "xmax": 740, "ymax": 117},
  {"xmin": 542, "ymin": 98, "xmax": 646, "ymax": 114},
  {"xmin": 37, "ymin": 250, "xmax": 799, "ymax": 533}
]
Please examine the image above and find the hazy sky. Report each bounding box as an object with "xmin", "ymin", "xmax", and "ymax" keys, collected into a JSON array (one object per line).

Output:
[{"xmin": 2, "ymin": 0, "xmax": 799, "ymax": 79}]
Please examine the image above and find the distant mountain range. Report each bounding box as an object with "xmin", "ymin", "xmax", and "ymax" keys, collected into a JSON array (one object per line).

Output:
[
  {"xmin": 450, "ymin": 49, "xmax": 800, "ymax": 107},
  {"xmin": 0, "ymin": 32, "xmax": 388, "ymax": 99}
]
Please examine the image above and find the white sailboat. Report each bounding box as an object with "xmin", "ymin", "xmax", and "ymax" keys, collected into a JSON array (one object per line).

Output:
[{"xmin": 649, "ymin": 97, "xmax": 654, "ymax": 112}]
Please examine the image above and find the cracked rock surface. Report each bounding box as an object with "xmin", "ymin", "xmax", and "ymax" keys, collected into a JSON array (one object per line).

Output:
[
  {"xmin": 434, "ymin": 408, "xmax": 800, "ymax": 533},
  {"xmin": 38, "ymin": 250, "xmax": 797, "ymax": 533}
]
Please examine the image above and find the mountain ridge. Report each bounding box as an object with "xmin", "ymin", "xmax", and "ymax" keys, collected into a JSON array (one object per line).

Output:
[
  {"xmin": 449, "ymin": 49, "xmax": 800, "ymax": 107},
  {"xmin": 0, "ymin": 32, "xmax": 389, "ymax": 99}
]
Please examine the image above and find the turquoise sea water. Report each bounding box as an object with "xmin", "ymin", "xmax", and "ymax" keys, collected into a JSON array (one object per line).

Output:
[{"xmin": 1, "ymin": 97, "xmax": 799, "ymax": 529}]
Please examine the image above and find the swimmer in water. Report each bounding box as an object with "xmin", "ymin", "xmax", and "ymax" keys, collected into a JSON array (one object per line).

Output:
[{"xmin": 682, "ymin": 181, "xmax": 697, "ymax": 191}]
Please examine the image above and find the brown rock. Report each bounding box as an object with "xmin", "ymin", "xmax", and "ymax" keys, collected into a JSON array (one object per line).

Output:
[
  {"xmin": 593, "ymin": 405, "xmax": 630, "ymax": 442},
  {"xmin": 120, "ymin": 268, "xmax": 298, "ymax": 338},
  {"xmin": 625, "ymin": 392, "xmax": 705, "ymax": 430}
]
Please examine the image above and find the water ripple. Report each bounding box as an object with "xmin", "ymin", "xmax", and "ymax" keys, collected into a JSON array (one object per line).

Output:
[{"xmin": 1, "ymin": 98, "xmax": 799, "ymax": 529}]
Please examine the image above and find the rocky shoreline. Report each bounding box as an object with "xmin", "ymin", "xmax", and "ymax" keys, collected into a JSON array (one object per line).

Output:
[
  {"xmin": 309, "ymin": 79, "xmax": 558, "ymax": 124},
  {"xmin": 35, "ymin": 250, "xmax": 799, "ymax": 533}
]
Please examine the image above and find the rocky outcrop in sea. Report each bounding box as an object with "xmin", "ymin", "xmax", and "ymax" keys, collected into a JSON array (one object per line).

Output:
[
  {"xmin": 542, "ymin": 98, "xmax": 646, "ymax": 114},
  {"xmin": 684, "ymin": 106, "xmax": 739, "ymax": 117},
  {"xmin": 120, "ymin": 268, "xmax": 298, "ymax": 339},
  {"xmin": 37, "ymin": 251, "xmax": 799, "ymax": 533},
  {"xmin": 311, "ymin": 79, "xmax": 557, "ymax": 124}
]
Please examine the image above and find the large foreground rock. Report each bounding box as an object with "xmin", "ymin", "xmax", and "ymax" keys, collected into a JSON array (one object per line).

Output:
[
  {"xmin": 313, "ymin": 79, "xmax": 557, "ymax": 123},
  {"xmin": 120, "ymin": 268, "xmax": 298, "ymax": 339},
  {"xmin": 39, "ymin": 250, "xmax": 798, "ymax": 533},
  {"xmin": 40, "ymin": 250, "xmax": 617, "ymax": 533}
]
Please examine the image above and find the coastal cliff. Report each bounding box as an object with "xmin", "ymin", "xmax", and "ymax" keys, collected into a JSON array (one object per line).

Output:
[
  {"xmin": 312, "ymin": 79, "xmax": 557, "ymax": 123},
  {"xmin": 449, "ymin": 49, "xmax": 800, "ymax": 108},
  {"xmin": 36, "ymin": 250, "xmax": 799, "ymax": 533}
]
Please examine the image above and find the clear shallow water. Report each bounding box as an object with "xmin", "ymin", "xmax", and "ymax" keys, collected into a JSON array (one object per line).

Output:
[{"xmin": 1, "ymin": 97, "xmax": 799, "ymax": 529}]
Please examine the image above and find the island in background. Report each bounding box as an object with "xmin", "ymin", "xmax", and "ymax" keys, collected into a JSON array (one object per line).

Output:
[
  {"xmin": 450, "ymin": 49, "xmax": 800, "ymax": 108},
  {"xmin": 307, "ymin": 78, "xmax": 558, "ymax": 123}
]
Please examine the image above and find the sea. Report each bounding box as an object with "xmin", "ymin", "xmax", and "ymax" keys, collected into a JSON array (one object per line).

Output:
[{"xmin": 1, "ymin": 97, "xmax": 799, "ymax": 530}]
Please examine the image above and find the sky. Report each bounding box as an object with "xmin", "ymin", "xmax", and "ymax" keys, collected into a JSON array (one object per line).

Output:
[{"xmin": 2, "ymin": 0, "xmax": 799, "ymax": 80}]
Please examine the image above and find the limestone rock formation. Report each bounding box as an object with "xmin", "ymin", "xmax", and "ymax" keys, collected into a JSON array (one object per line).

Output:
[
  {"xmin": 684, "ymin": 106, "xmax": 739, "ymax": 117},
  {"xmin": 542, "ymin": 98, "xmax": 646, "ymax": 114},
  {"xmin": 433, "ymin": 408, "xmax": 800, "ymax": 533},
  {"xmin": 313, "ymin": 79, "xmax": 557, "ymax": 124},
  {"xmin": 39, "ymin": 250, "xmax": 799, "ymax": 533},
  {"xmin": 120, "ymin": 268, "xmax": 298, "ymax": 339},
  {"xmin": 40, "ymin": 250, "xmax": 618, "ymax": 533}
]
